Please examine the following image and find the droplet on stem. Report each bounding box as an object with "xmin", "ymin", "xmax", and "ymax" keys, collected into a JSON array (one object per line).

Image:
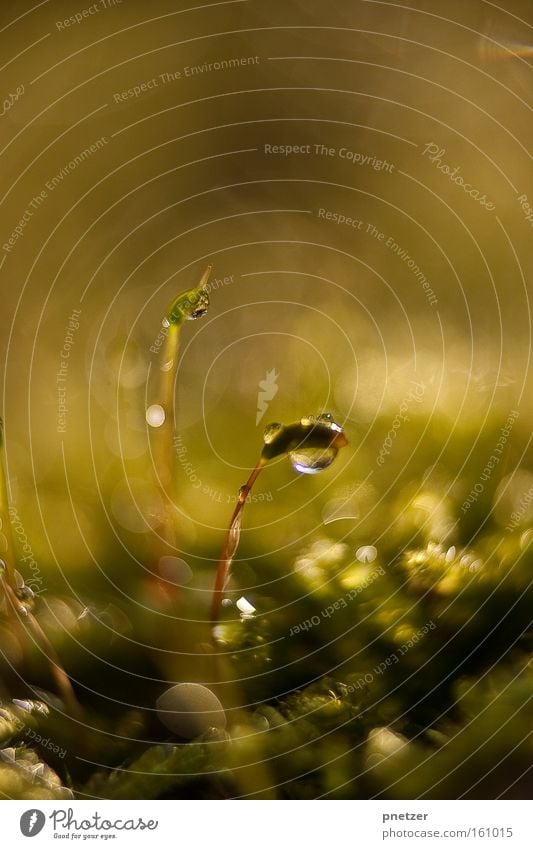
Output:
[
  {"xmin": 164, "ymin": 266, "xmax": 212, "ymax": 326},
  {"xmin": 146, "ymin": 404, "xmax": 166, "ymax": 428},
  {"xmin": 289, "ymin": 445, "xmax": 340, "ymax": 474},
  {"xmin": 186, "ymin": 288, "xmax": 209, "ymax": 320},
  {"xmin": 263, "ymin": 422, "xmax": 284, "ymax": 444},
  {"xmin": 211, "ymin": 414, "xmax": 347, "ymax": 626},
  {"xmin": 261, "ymin": 413, "xmax": 347, "ymax": 470}
]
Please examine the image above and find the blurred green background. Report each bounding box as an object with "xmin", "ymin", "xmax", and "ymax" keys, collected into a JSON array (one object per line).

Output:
[{"xmin": 0, "ymin": 0, "xmax": 532, "ymax": 799}]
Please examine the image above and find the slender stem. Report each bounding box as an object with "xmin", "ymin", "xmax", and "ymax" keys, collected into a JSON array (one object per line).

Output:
[
  {"xmin": 154, "ymin": 321, "xmax": 180, "ymax": 551},
  {"xmin": 210, "ymin": 458, "xmax": 266, "ymax": 625},
  {"xmin": 151, "ymin": 266, "xmax": 213, "ymax": 561},
  {"xmin": 1, "ymin": 574, "xmax": 83, "ymax": 721}
]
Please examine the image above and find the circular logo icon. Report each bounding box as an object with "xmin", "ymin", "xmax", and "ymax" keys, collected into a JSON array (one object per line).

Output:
[{"xmin": 20, "ymin": 809, "xmax": 46, "ymax": 837}]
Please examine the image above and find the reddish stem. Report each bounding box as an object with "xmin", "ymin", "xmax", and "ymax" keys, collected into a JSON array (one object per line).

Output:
[
  {"xmin": 1, "ymin": 574, "xmax": 83, "ymax": 721},
  {"xmin": 210, "ymin": 458, "xmax": 265, "ymax": 625}
]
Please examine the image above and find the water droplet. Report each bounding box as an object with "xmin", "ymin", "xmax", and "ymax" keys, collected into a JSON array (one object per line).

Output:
[
  {"xmin": 317, "ymin": 413, "xmax": 344, "ymax": 434},
  {"xmin": 298, "ymin": 414, "xmax": 346, "ymax": 445},
  {"xmin": 356, "ymin": 545, "xmax": 377, "ymax": 563},
  {"xmin": 300, "ymin": 412, "xmax": 340, "ymax": 430},
  {"xmin": 263, "ymin": 422, "xmax": 284, "ymax": 444},
  {"xmin": 146, "ymin": 404, "xmax": 166, "ymax": 428},
  {"xmin": 161, "ymin": 358, "xmax": 173, "ymax": 373},
  {"xmin": 156, "ymin": 683, "xmax": 226, "ymax": 739},
  {"xmin": 187, "ymin": 289, "xmax": 210, "ymax": 320},
  {"xmin": 289, "ymin": 445, "xmax": 339, "ymax": 475},
  {"xmin": 165, "ymin": 276, "xmax": 210, "ymax": 325}
]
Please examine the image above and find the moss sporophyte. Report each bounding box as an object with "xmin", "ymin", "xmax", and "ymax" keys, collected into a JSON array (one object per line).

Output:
[
  {"xmin": 210, "ymin": 414, "xmax": 348, "ymax": 627},
  {"xmin": 147, "ymin": 266, "xmax": 212, "ymax": 577}
]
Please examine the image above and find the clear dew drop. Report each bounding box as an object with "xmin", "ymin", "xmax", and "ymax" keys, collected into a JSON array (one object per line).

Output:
[
  {"xmin": 186, "ymin": 290, "xmax": 209, "ymax": 321},
  {"xmin": 300, "ymin": 412, "xmax": 343, "ymax": 433},
  {"xmin": 288, "ymin": 445, "xmax": 339, "ymax": 475},
  {"xmin": 162, "ymin": 317, "xmax": 170, "ymax": 329},
  {"xmin": 146, "ymin": 404, "xmax": 166, "ymax": 428},
  {"xmin": 317, "ymin": 412, "xmax": 344, "ymax": 433},
  {"xmin": 188, "ymin": 306, "xmax": 208, "ymax": 320},
  {"xmin": 263, "ymin": 422, "xmax": 284, "ymax": 444}
]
